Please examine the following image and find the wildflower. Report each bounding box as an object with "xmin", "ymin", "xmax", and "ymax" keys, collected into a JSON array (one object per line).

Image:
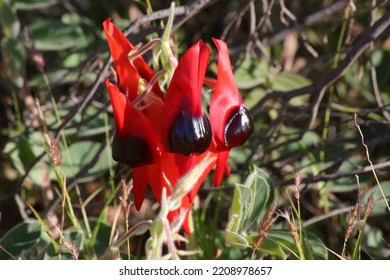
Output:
[
  {"xmin": 210, "ymin": 38, "xmax": 253, "ymax": 186},
  {"xmin": 103, "ymin": 18, "xmax": 253, "ymax": 234},
  {"xmin": 161, "ymin": 40, "xmax": 212, "ymax": 156}
]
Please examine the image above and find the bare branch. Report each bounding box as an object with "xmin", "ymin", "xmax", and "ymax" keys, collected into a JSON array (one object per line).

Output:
[{"xmin": 251, "ymin": 10, "xmax": 390, "ymax": 117}]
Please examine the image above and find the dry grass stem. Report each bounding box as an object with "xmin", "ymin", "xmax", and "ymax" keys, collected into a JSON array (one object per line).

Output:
[{"xmin": 354, "ymin": 114, "xmax": 390, "ymax": 212}]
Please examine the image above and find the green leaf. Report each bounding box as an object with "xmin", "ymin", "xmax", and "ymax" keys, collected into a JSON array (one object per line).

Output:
[
  {"xmin": 243, "ymin": 166, "xmax": 273, "ymax": 229},
  {"xmin": 1, "ymin": 37, "xmax": 27, "ymax": 87},
  {"xmin": 40, "ymin": 219, "xmax": 111, "ymax": 259},
  {"xmin": 227, "ymin": 183, "xmax": 248, "ymax": 233},
  {"xmin": 12, "ymin": 0, "xmax": 58, "ymax": 10},
  {"xmin": 372, "ymin": 50, "xmax": 390, "ymax": 88},
  {"xmin": 361, "ymin": 181, "xmax": 390, "ymax": 216},
  {"xmin": 3, "ymin": 131, "xmax": 48, "ymax": 185},
  {"xmin": 271, "ymin": 72, "xmax": 311, "ymax": 91},
  {"xmin": 271, "ymin": 72, "xmax": 311, "ymax": 106},
  {"xmin": 246, "ymin": 235, "xmax": 286, "ymax": 259},
  {"xmin": 361, "ymin": 227, "xmax": 390, "ymax": 259},
  {"xmin": 267, "ymin": 229, "xmax": 328, "ymax": 260},
  {"xmin": 0, "ymin": 0, "xmax": 20, "ymax": 38},
  {"xmin": 3, "ymin": 135, "xmax": 111, "ymax": 185},
  {"xmin": 29, "ymin": 68, "xmax": 96, "ymax": 88},
  {"xmin": 29, "ymin": 20, "xmax": 87, "ymax": 51},
  {"xmin": 234, "ymin": 58, "xmax": 268, "ymax": 90},
  {"xmin": 62, "ymin": 52, "xmax": 88, "ymax": 68},
  {"xmin": 244, "ymin": 87, "xmax": 267, "ymax": 110},
  {"xmin": 225, "ymin": 166, "xmax": 273, "ymax": 245},
  {"xmin": 225, "ymin": 231, "xmax": 250, "ymax": 247},
  {"xmin": 0, "ymin": 219, "xmax": 42, "ymax": 259},
  {"xmin": 281, "ymin": 131, "xmax": 319, "ymax": 156},
  {"xmin": 64, "ymin": 141, "xmax": 113, "ymax": 183}
]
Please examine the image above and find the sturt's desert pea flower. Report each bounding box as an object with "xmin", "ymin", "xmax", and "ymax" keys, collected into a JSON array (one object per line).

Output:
[
  {"xmin": 103, "ymin": 18, "xmax": 253, "ymax": 234},
  {"xmin": 161, "ymin": 40, "xmax": 212, "ymax": 157},
  {"xmin": 210, "ymin": 38, "xmax": 254, "ymax": 186}
]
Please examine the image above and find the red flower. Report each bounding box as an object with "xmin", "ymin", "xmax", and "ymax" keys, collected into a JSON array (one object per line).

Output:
[
  {"xmin": 103, "ymin": 18, "xmax": 253, "ymax": 234},
  {"xmin": 210, "ymin": 38, "xmax": 254, "ymax": 186},
  {"xmin": 161, "ymin": 40, "xmax": 212, "ymax": 156}
]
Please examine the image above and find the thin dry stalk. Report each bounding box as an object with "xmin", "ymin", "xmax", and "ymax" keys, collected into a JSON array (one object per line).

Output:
[
  {"xmin": 109, "ymin": 206, "xmax": 122, "ymax": 246},
  {"xmin": 319, "ymin": 243, "xmax": 346, "ymax": 260},
  {"xmin": 0, "ymin": 245, "xmax": 17, "ymax": 260},
  {"xmin": 277, "ymin": 208, "xmax": 304, "ymax": 259},
  {"xmin": 354, "ymin": 114, "xmax": 390, "ymax": 212},
  {"xmin": 60, "ymin": 175, "xmax": 66, "ymax": 238},
  {"xmin": 48, "ymin": 216, "xmax": 79, "ymax": 260}
]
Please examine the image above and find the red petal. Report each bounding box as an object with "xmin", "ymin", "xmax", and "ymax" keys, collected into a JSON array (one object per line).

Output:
[
  {"xmin": 132, "ymin": 151, "xmax": 179, "ymax": 210},
  {"xmin": 213, "ymin": 150, "xmax": 230, "ymax": 186},
  {"xmin": 166, "ymin": 151, "xmax": 219, "ymax": 235},
  {"xmin": 132, "ymin": 166, "xmax": 149, "ymax": 210},
  {"xmin": 210, "ymin": 38, "xmax": 244, "ymax": 149},
  {"xmin": 147, "ymin": 152, "xmax": 179, "ymax": 204},
  {"xmin": 103, "ymin": 18, "xmax": 139, "ymax": 100},
  {"xmin": 106, "ymin": 80, "xmax": 159, "ymax": 167},
  {"xmin": 161, "ymin": 40, "xmax": 211, "ymax": 154},
  {"xmin": 160, "ymin": 152, "xmax": 180, "ymax": 193},
  {"xmin": 103, "ymin": 18, "xmax": 163, "ymax": 100}
]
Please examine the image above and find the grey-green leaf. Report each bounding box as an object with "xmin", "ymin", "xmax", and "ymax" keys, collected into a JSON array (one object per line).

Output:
[
  {"xmin": 0, "ymin": 219, "xmax": 42, "ymax": 259},
  {"xmin": 13, "ymin": 0, "xmax": 59, "ymax": 10},
  {"xmin": 29, "ymin": 20, "xmax": 87, "ymax": 51}
]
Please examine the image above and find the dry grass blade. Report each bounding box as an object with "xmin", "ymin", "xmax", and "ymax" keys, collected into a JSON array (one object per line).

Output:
[{"xmin": 354, "ymin": 114, "xmax": 390, "ymax": 213}]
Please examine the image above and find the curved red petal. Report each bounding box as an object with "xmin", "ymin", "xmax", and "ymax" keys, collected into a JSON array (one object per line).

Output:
[
  {"xmin": 106, "ymin": 79, "xmax": 127, "ymax": 132},
  {"xmin": 103, "ymin": 18, "xmax": 163, "ymax": 100},
  {"xmin": 103, "ymin": 18, "xmax": 139, "ymax": 100},
  {"xmin": 161, "ymin": 40, "xmax": 211, "ymax": 155},
  {"xmin": 106, "ymin": 80, "xmax": 159, "ymax": 167},
  {"xmin": 210, "ymin": 38, "xmax": 244, "ymax": 149}
]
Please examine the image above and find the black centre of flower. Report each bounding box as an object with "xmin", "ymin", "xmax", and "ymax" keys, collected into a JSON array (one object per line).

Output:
[
  {"xmin": 112, "ymin": 131, "xmax": 153, "ymax": 167},
  {"xmin": 224, "ymin": 106, "xmax": 253, "ymax": 148},
  {"xmin": 169, "ymin": 111, "xmax": 212, "ymax": 156}
]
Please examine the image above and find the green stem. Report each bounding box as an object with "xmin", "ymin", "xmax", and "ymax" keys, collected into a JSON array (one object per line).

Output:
[
  {"xmin": 161, "ymin": 2, "xmax": 178, "ymax": 85},
  {"xmin": 319, "ymin": 5, "xmax": 351, "ymax": 213},
  {"xmin": 11, "ymin": 89, "xmax": 23, "ymax": 129}
]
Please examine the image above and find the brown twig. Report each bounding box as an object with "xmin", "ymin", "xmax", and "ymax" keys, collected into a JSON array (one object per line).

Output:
[
  {"xmin": 279, "ymin": 159, "xmax": 390, "ymax": 188},
  {"xmin": 303, "ymin": 195, "xmax": 386, "ymax": 227}
]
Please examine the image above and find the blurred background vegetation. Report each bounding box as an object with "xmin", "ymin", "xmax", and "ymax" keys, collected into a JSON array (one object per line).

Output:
[{"xmin": 1, "ymin": 0, "xmax": 390, "ymax": 259}]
